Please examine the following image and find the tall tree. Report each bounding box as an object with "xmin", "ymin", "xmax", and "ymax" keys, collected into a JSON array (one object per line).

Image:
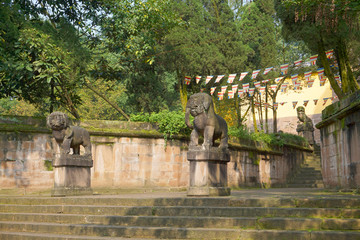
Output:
[
  {"xmin": 159, "ymin": 0, "xmax": 250, "ymax": 110},
  {"xmin": 275, "ymin": 0, "xmax": 360, "ymax": 99}
]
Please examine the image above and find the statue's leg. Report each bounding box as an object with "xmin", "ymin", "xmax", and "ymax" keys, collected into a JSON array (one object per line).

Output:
[
  {"xmin": 62, "ymin": 139, "xmax": 72, "ymax": 154},
  {"xmin": 190, "ymin": 129, "xmax": 199, "ymax": 147},
  {"xmin": 203, "ymin": 126, "xmax": 215, "ymax": 149},
  {"xmin": 73, "ymin": 146, "xmax": 80, "ymax": 155},
  {"xmin": 84, "ymin": 143, "xmax": 92, "ymax": 156}
]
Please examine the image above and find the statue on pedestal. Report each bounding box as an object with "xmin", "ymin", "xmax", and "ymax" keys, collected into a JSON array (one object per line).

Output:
[
  {"xmin": 185, "ymin": 93, "xmax": 228, "ymax": 150},
  {"xmin": 185, "ymin": 93, "xmax": 230, "ymax": 196},
  {"xmin": 296, "ymin": 106, "xmax": 315, "ymax": 145},
  {"xmin": 47, "ymin": 112, "xmax": 91, "ymax": 156},
  {"xmin": 47, "ymin": 112, "xmax": 93, "ymax": 196}
]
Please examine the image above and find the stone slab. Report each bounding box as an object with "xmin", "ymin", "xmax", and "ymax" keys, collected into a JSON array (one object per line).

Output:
[
  {"xmin": 53, "ymin": 155, "xmax": 93, "ymax": 167},
  {"xmin": 187, "ymin": 146, "xmax": 230, "ymax": 162}
]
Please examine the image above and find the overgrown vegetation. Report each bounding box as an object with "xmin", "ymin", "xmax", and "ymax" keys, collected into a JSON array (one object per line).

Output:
[{"xmin": 131, "ymin": 110, "xmax": 307, "ymax": 147}]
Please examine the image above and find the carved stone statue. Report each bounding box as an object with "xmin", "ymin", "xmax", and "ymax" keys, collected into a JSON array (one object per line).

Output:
[
  {"xmin": 47, "ymin": 111, "xmax": 93, "ymax": 196},
  {"xmin": 185, "ymin": 93, "xmax": 228, "ymax": 150},
  {"xmin": 47, "ymin": 112, "xmax": 91, "ymax": 156},
  {"xmin": 296, "ymin": 106, "xmax": 315, "ymax": 145}
]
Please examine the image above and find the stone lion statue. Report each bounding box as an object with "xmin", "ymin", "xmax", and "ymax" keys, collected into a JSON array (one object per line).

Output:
[
  {"xmin": 185, "ymin": 93, "xmax": 228, "ymax": 149},
  {"xmin": 296, "ymin": 106, "xmax": 315, "ymax": 145},
  {"xmin": 47, "ymin": 112, "xmax": 92, "ymax": 156}
]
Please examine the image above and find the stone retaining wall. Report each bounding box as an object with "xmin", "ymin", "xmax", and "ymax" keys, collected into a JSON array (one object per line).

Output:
[
  {"xmin": 0, "ymin": 116, "xmax": 311, "ymax": 190},
  {"xmin": 316, "ymin": 91, "xmax": 360, "ymax": 188}
]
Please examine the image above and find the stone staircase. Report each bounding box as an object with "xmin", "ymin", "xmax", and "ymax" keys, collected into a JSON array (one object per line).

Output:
[
  {"xmin": 0, "ymin": 194, "xmax": 359, "ymax": 239},
  {"xmin": 287, "ymin": 148, "xmax": 324, "ymax": 188}
]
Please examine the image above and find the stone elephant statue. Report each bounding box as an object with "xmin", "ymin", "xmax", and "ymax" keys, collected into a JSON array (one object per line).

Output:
[{"xmin": 185, "ymin": 93, "xmax": 228, "ymax": 149}]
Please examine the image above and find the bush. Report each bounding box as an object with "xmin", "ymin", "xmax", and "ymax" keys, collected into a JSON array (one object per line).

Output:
[
  {"xmin": 131, "ymin": 110, "xmax": 191, "ymax": 137},
  {"xmin": 229, "ymin": 126, "xmax": 307, "ymax": 147}
]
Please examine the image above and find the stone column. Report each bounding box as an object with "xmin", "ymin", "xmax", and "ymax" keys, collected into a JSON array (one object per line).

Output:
[
  {"xmin": 52, "ymin": 155, "xmax": 93, "ymax": 197},
  {"xmin": 187, "ymin": 147, "xmax": 231, "ymax": 196}
]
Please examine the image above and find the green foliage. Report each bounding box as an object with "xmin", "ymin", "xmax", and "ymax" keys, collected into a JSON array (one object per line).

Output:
[
  {"xmin": 131, "ymin": 110, "xmax": 191, "ymax": 137},
  {"xmin": 229, "ymin": 126, "xmax": 307, "ymax": 147}
]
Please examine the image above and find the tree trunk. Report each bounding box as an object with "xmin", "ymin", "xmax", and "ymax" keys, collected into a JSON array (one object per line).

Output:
[
  {"xmin": 251, "ymin": 97, "xmax": 258, "ymax": 133},
  {"xmin": 318, "ymin": 37, "xmax": 344, "ymax": 99}
]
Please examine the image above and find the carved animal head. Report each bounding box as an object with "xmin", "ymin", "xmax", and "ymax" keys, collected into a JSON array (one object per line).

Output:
[
  {"xmin": 185, "ymin": 93, "xmax": 214, "ymax": 128},
  {"xmin": 296, "ymin": 106, "xmax": 306, "ymax": 122},
  {"xmin": 47, "ymin": 112, "xmax": 70, "ymax": 131}
]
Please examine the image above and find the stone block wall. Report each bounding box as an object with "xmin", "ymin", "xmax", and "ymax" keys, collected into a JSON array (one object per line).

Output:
[
  {"xmin": 316, "ymin": 91, "xmax": 360, "ymax": 188},
  {"xmin": 0, "ymin": 116, "xmax": 311, "ymax": 190}
]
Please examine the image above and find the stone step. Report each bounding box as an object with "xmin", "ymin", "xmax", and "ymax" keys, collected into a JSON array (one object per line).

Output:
[
  {"xmin": 0, "ymin": 214, "xmax": 359, "ymax": 231},
  {"xmin": 2, "ymin": 205, "xmax": 359, "ymax": 218},
  {"xmin": 287, "ymin": 183, "xmax": 324, "ymax": 188},
  {"xmin": 289, "ymin": 180, "xmax": 324, "ymax": 185},
  {"xmin": 0, "ymin": 231, "xmax": 151, "ymax": 240},
  {"xmin": 0, "ymin": 221, "xmax": 359, "ymax": 239},
  {"xmin": 1, "ymin": 196, "xmax": 359, "ymax": 208}
]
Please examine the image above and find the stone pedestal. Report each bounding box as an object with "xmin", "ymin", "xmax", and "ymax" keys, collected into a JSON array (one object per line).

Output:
[
  {"xmin": 187, "ymin": 147, "xmax": 231, "ymax": 196},
  {"xmin": 52, "ymin": 155, "xmax": 93, "ymax": 197}
]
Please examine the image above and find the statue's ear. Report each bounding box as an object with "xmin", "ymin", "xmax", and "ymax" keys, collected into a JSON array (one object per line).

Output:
[{"xmin": 203, "ymin": 94, "xmax": 212, "ymax": 110}]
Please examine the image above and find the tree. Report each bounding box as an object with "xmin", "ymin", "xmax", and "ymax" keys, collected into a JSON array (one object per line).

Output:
[
  {"xmin": 275, "ymin": 0, "xmax": 360, "ymax": 99},
  {"xmin": 159, "ymin": 0, "xmax": 250, "ymax": 112}
]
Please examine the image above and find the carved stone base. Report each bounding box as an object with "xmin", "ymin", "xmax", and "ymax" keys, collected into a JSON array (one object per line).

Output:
[
  {"xmin": 52, "ymin": 155, "xmax": 93, "ymax": 197},
  {"xmin": 187, "ymin": 147, "xmax": 231, "ymax": 197}
]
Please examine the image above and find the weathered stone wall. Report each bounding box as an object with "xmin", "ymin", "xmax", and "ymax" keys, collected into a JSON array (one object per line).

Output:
[
  {"xmin": 0, "ymin": 116, "xmax": 311, "ymax": 190},
  {"xmin": 316, "ymin": 91, "xmax": 360, "ymax": 188}
]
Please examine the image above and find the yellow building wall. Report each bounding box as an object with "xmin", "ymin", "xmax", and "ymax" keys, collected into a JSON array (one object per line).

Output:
[{"xmin": 246, "ymin": 73, "xmax": 336, "ymax": 144}]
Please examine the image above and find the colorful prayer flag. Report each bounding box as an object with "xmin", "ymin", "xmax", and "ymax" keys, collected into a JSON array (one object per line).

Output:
[
  {"xmin": 210, "ymin": 87, "xmax": 216, "ymax": 95},
  {"xmin": 307, "ymin": 79, "xmax": 314, "ymax": 88},
  {"xmin": 196, "ymin": 76, "xmax": 201, "ymax": 84},
  {"xmin": 206, "ymin": 75, "xmax": 213, "ymax": 84},
  {"xmin": 280, "ymin": 64, "xmax": 289, "ymax": 75},
  {"xmin": 281, "ymin": 83, "xmax": 288, "ymax": 92},
  {"xmin": 228, "ymin": 90, "xmax": 234, "ymax": 99},
  {"xmin": 259, "ymin": 86, "xmax": 266, "ymax": 94},
  {"xmin": 255, "ymin": 101, "xmax": 260, "ymax": 107},
  {"xmin": 292, "ymin": 101, "xmax": 298, "ymax": 109},
  {"xmin": 254, "ymin": 81, "xmax": 261, "ymax": 88},
  {"xmin": 215, "ymin": 75, "xmax": 224, "ymax": 83},
  {"xmin": 314, "ymin": 99, "xmax": 319, "ymax": 105},
  {"xmin": 274, "ymin": 102, "xmax": 279, "ymax": 110},
  {"xmin": 303, "ymin": 100, "xmax": 309, "ymax": 107},
  {"xmin": 242, "ymin": 83, "xmax": 250, "ymax": 92},
  {"xmin": 310, "ymin": 55, "xmax": 318, "ymax": 65},
  {"xmin": 264, "ymin": 102, "xmax": 269, "ymax": 109},
  {"xmin": 304, "ymin": 71, "xmax": 312, "ymax": 81},
  {"xmin": 275, "ymin": 77, "xmax": 284, "ymax": 83},
  {"xmin": 232, "ymin": 84, "xmax": 238, "ymax": 93},
  {"xmin": 263, "ymin": 67, "xmax": 273, "ymax": 75},
  {"xmin": 262, "ymin": 79, "xmax": 270, "ymax": 84},
  {"xmin": 280, "ymin": 102, "xmax": 287, "ymax": 106},
  {"xmin": 184, "ymin": 76, "xmax": 191, "ymax": 85},
  {"xmin": 323, "ymin": 97, "xmax": 329, "ymax": 105},
  {"xmin": 248, "ymin": 88, "xmax": 255, "ymax": 97},
  {"xmin": 270, "ymin": 84, "xmax": 277, "ymax": 91},
  {"xmin": 251, "ymin": 69, "xmax": 261, "ymax": 79},
  {"xmin": 218, "ymin": 92, "xmax": 224, "ymax": 100},
  {"xmin": 294, "ymin": 81, "xmax": 301, "ymax": 90},
  {"xmin": 317, "ymin": 68, "xmax": 325, "ymax": 79},
  {"xmin": 294, "ymin": 59, "xmax": 302, "ymax": 67},
  {"xmin": 221, "ymin": 86, "xmax": 228, "ymax": 94},
  {"xmin": 326, "ymin": 49, "xmax": 334, "ymax": 59},
  {"xmin": 291, "ymin": 74, "xmax": 298, "ymax": 85},
  {"xmin": 239, "ymin": 72, "xmax": 248, "ymax": 81},
  {"xmin": 227, "ymin": 74, "xmax": 237, "ymax": 83},
  {"xmin": 238, "ymin": 89, "xmax": 244, "ymax": 98}
]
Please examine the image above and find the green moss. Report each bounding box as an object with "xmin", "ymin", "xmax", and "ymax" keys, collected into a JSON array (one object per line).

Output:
[{"xmin": 44, "ymin": 160, "xmax": 53, "ymax": 171}]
